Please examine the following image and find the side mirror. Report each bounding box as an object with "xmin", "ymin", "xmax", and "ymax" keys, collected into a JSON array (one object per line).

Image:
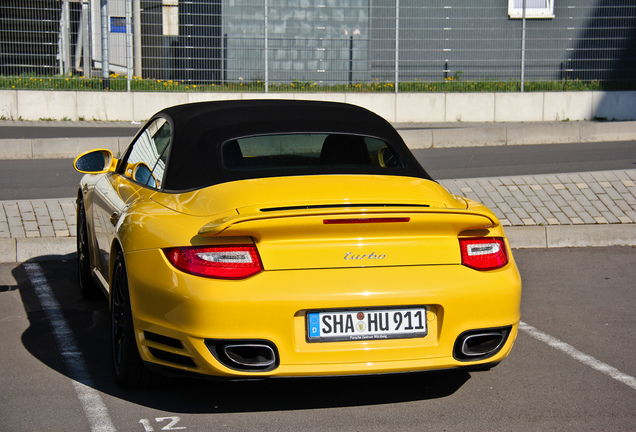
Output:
[
  {"xmin": 132, "ymin": 162, "xmax": 158, "ymax": 188},
  {"xmin": 73, "ymin": 149, "xmax": 115, "ymax": 174}
]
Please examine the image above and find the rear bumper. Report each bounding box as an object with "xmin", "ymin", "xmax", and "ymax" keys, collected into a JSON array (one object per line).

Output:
[{"xmin": 124, "ymin": 249, "xmax": 521, "ymax": 378}]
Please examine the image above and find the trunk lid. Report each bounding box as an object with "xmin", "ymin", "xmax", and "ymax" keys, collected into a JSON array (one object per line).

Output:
[{"xmin": 153, "ymin": 175, "xmax": 499, "ymax": 270}]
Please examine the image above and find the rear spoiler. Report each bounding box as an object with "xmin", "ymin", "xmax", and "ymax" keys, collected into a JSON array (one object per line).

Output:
[{"xmin": 198, "ymin": 205, "xmax": 497, "ymax": 237}]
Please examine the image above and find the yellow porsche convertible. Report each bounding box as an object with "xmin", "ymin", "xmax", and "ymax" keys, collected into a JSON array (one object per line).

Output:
[{"xmin": 73, "ymin": 100, "xmax": 521, "ymax": 388}]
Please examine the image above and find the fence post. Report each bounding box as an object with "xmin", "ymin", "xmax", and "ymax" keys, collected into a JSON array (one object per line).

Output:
[
  {"xmin": 100, "ymin": 0, "xmax": 110, "ymax": 89},
  {"xmin": 264, "ymin": 0, "xmax": 269, "ymax": 93},
  {"xmin": 80, "ymin": 0, "xmax": 91, "ymax": 78},
  {"xmin": 59, "ymin": 0, "xmax": 71, "ymax": 75},
  {"xmin": 520, "ymin": 0, "xmax": 527, "ymax": 92},
  {"xmin": 349, "ymin": 35, "xmax": 353, "ymax": 85},
  {"xmin": 395, "ymin": 0, "xmax": 400, "ymax": 93},
  {"xmin": 223, "ymin": 34, "xmax": 228, "ymax": 84},
  {"xmin": 133, "ymin": 0, "xmax": 142, "ymax": 79},
  {"xmin": 126, "ymin": 0, "xmax": 133, "ymax": 91}
]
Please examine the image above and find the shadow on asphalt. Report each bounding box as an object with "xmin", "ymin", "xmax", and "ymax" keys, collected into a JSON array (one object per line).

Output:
[{"xmin": 12, "ymin": 255, "xmax": 471, "ymax": 414}]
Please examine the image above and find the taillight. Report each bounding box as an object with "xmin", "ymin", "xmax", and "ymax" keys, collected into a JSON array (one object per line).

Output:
[
  {"xmin": 459, "ymin": 237, "xmax": 508, "ymax": 271},
  {"xmin": 164, "ymin": 245, "xmax": 263, "ymax": 279}
]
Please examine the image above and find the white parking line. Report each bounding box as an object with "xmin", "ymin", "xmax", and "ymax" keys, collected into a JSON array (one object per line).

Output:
[
  {"xmin": 519, "ymin": 321, "xmax": 636, "ymax": 391},
  {"xmin": 24, "ymin": 263, "xmax": 116, "ymax": 432}
]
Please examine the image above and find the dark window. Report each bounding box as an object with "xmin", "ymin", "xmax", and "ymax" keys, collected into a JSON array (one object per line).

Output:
[{"xmin": 222, "ymin": 133, "xmax": 405, "ymax": 171}]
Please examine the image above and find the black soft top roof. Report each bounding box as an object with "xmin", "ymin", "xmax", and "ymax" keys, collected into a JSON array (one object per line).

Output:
[{"xmin": 137, "ymin": 100, "xmax": 431, "ymax": 191}]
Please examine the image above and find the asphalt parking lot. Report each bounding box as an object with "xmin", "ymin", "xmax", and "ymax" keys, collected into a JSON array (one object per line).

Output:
[
  {"xmin": 1, "ymin": 246, "xmax": 634, "ymax": 431},
  {"xmin": 1, "ymin": 120, "xmax": 634, "ymax": 430}
]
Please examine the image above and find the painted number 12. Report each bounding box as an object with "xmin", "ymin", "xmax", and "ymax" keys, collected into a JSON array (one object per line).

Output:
[{"xmin": 139, "ymin": 417, "xmax": 186, "ymax": 431}]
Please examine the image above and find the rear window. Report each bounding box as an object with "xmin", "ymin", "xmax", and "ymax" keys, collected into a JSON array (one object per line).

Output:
[{"xmin": 222, "ymin": 133, "xmax": 405, "ymax": 171}]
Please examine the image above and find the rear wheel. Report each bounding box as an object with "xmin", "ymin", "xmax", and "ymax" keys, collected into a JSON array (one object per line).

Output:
[
  {"xmin": 76, "ymin": 200, "xmax": 101, "ymax": 299},
  {"xmin": 111, "ymin": 250, "xmax": 156, "ymax": 388}
]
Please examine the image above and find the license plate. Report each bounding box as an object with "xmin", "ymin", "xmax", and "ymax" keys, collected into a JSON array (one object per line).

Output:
[{"xmin": 307, "ymin": 307, "xmax": 427, "ymax": 342}]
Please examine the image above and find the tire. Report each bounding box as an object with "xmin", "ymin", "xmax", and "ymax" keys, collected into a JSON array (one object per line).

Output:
[
  {"xmin": 76, "ymin": 200, "xmax": 102, "ymax": 299},
  {"xmin": 111, "ymin": 251, "xmax": 156, "ymax": 388}
]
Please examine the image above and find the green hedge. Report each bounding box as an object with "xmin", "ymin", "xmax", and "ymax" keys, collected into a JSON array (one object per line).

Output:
[{"xmin": 1, "ymin": 74, "xmax": 634, "ymax": 93}]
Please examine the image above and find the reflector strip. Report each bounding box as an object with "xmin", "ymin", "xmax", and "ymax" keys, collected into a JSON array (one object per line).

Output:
[
  {"xmin": 196, "ymin": 251, "xmax": 254, "ymax": 264},
  {"xmin": 324, "ymin": 217, "xmax": 410, "ymax": 224},
  {"xmin": 466, "ymin": 242, "xmax": 501, "ymax": 256}
]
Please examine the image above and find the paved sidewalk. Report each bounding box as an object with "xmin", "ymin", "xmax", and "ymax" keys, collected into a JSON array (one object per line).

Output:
[
  {"xmin": 442, "ymin": 169, "xmax": 636, "ymax": 249},
  {"xmin": 1, "ymin": 169, "xmax": 635, "ymax": 263}
]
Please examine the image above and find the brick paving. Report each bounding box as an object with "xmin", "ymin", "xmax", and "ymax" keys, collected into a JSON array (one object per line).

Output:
[
  {"xmin": 1, "ymin": 169, "xmax": 635, "ymax": 240},
  {"xmin": 439, "ymin": 169, "xmax": 636, "ymax": 228},
  {"xmin": 1, "ymin": 198, "xmax": 76, "ymax": 239}
]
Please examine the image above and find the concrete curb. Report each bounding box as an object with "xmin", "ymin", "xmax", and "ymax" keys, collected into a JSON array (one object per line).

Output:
[
  {"xmin": 1, "ymin": 225, "xmax": 634, "ymax": 263},
  {"xmin": 505, "ymin": 224, "xmax": 636, "ymax": 249},
  {"xmin": 399, "ymin": 121, "xmax": 636, "ymax": 149},
  {"xmin": 0, "ymin": 237, "xmax": 76, "ymax": 263},
  {"xmin": 0, "ymin": 137, "xmax": 129, "ymax": 160},
  {"xmin": 0, "ymin": 120, "xmax": 635, "ymax": 159}
]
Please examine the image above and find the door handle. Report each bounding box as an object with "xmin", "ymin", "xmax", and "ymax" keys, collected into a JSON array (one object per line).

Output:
[{"xmin": 110, "ymin": 212, "xmax": 121, "ymax": 226}]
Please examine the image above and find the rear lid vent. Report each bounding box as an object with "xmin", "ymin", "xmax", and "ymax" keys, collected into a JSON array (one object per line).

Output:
[{"xmin": 260, "ymin": 203, "xmax": 430, "ymax": 212}]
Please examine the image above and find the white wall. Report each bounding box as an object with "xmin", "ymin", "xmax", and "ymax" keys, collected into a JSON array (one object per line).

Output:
[{"xmin": 1, "ymin": 90, "xmax": 635, "ymax": 123}]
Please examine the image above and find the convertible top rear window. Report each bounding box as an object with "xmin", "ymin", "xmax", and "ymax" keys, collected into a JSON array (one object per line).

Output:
[
  {"xmin": 223, "ymin": 134, "xmax": 405, "ymax": 171},
  {"xmin": 140, "ymin": 100, "xmax": 431, "ymax": 191}
]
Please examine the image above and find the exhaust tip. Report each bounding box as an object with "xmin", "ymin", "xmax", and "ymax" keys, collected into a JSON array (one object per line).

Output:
[
  {"xmin": 453, "ymin": 326, "xmax": 511, "ymax": 362},
  {"xmin": 206, "ymin": 339, "xmax": 279, "ymax": 372},
  {"xmin": 462, "ymin": 333, "xmax": 504, "ymax": 356},
  {"xmin": 224, "ymin": 344, "xmax": 276, "ymax": 367}
]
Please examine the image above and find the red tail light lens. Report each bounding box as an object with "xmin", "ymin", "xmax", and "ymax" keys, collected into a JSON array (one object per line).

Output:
[
  {"xmin": 164, "ymin": 245, "xmax": 263, "ymax": 279},
  {"xmin": 459, "ymin": 237, "xmax": 508, "ymax": 271}
]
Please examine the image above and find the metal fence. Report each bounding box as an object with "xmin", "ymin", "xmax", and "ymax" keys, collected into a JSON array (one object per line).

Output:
[{"xmin": 1, "ymin": 0, "xmax": 635, "ymax": 92}]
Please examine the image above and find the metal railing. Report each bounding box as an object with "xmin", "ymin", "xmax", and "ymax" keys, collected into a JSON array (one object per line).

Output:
[{"xmin": 1, "ymin": 0, "xmax": 634, "ymax": 92}]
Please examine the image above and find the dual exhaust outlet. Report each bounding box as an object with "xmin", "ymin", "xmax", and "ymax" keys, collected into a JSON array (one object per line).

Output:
[{"xmin": 207, "ymin": 326, "xmax": 511, "ymax": 373}]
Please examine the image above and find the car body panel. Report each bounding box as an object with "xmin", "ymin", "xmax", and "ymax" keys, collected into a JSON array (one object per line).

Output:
[
  {"xmin": 151, "ymin": 174, "xmax": 465, "ymax": 217},
  {"xmin": 125, "ymin": 248, "xmax": 520, "ymax": 377},
  {"xmin": 74, "ymin": 100, "xmax": 521, "ymax": 381}
]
